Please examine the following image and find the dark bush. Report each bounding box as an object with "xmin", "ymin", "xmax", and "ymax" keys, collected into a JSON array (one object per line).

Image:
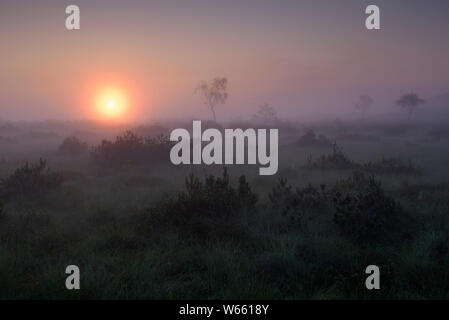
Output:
[
  {"xmin": 0, "ymin": 159, "xmax": 63, "ymax": 201},
  {"xmin": 304, "ymin": 144, "xmax": 420, "ymax": 176},
  {"xmin": 332, "ymin": 172, "xmax": 405, "ymax": 244},
  {"xmin": 304, "ymin": 143, "xmax": 360, "ymax": 171},
  {"xmin": 430, "ymin": 236, "xmax": 449, "ymax": 267},
  {"xmin": 58, "ymin": 136, "xmax": 88, "ymax": 155},
  {"xmin": 269, "ymin": 178, "xmax": 328, "ymax": 228},
  {"xmin": 297, "ymin": 129, "xmax": 332, "ymax": 148},
  {"xmin": 363, "ymin": 157, "xmax": 421, "ymax": 176},
  {"xmin": 1, "ymin": 209, "xmax": 52, "ymax": 254},
  {"xmin": 144, "ymin": 168, "xmax": 257, "ymax": 238},
  {"xmin": 398, "ymin": 182, "xmax": 449, "ymax": 204},
  {"xmin": 92, "ymin": 130, "xmax": 173, "ymax": 167}
]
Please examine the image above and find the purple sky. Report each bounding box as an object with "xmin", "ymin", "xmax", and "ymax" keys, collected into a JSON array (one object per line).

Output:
[{"xmin": 1, "ymin": 0, "xmax": 448, "ymax": 121}]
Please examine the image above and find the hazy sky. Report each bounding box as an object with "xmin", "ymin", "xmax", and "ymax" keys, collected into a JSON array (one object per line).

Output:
[{"xmin": 1, "ymin": 0, "xmax": 449, "ymax": 121}]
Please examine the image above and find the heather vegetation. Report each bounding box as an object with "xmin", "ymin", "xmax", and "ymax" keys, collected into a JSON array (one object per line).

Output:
[
  {"xmin": 0, "ymin": 159, "xmax": 63, "ymax": 201},
  {"xmin": 58, "ymin": 136, "xmax": 88, "ymax": 156},
  {"xmin": 0, "ymin": 118, "xmax": 448, "ymax": 299},
  {"xmin": 297, "ymin": 129, "xmax": 332, "ymax": 148},
  {"xmin": 305, "ymin": 143, "xmax": 421, "ymax": 176},
  {"xmin": 91, "ymin": 130, "xmax": 173, "ymax": 167}
]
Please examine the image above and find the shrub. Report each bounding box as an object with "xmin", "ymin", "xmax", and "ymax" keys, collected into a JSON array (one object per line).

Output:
[
  {"xmin": 268, "ymin": 178, "xmax": 328, "ymax": 228},
  {"xmin": 363, "ymin": 157, "xmax": 421, "ymax": 176},
  {"xmin": 0, "ymin": 159, "xmax": 63, "ymax": 201},
  {"xmin": 144, "ymin": 168, "xmax": 257, "ymax": 238},
  {"xmin": 92, "ymin": 131, "xmax": 172, "ymax": 167},
  {"xmin": 268, "ymin": 178, "xmax": 292, "ymax": 211},
  {"xmin": 332, "ymin": 172, "xmax": 404, "ymax": 244},
  {"xmin": 58, "ymin": 136, "xmax": 88, "ymax": 155},
  {"xmin": 297, "ymin": 129, "xmax": 332, "ymax": 148},
  {"xmin": 398, "ymin": 182, "xmax": 449, "ymax": 204},
  {"xmin": 305, "ymin": 143, "xmax": 360, "ymax": 171},
  {"xmin": 1, "ymin": 208, "xmax": 52, "ymax": 255},
  {"xmin": 304, "ymin": 145, "xmax": 420, "ymax": 176}
]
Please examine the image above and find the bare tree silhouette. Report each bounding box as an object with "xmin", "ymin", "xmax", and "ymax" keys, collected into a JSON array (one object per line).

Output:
[
  {"xmin": 396, "ymin": 93, "xmax": 425, "ymax": 120},
  {"xmin": 195, "ymin": 77, "xmax": 228, "ymax": 122}
]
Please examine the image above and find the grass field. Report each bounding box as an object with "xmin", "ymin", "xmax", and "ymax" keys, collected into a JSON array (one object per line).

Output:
[{"xmin": 1, "ymin": 119, "xmax": 449, "ymax": 299}]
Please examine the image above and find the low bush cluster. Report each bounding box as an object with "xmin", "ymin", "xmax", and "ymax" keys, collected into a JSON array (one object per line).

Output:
[
  {"xmin": 268, "ymin": 178, "xmax": 328, "ymax": 228},
  {"xmin": 305, "ymin": 144, "xmax": 421, "ymax": 175},
  {"xmin": 0, "ymin": 159, "xmax": 63, "ymax": 201},
  {"xmin": 269, "ymin": 171, "xmax": 410, "ymax": 244},
  {"xmin": 297, "ymin": 129, "xmax": 332, "ymax": 148},
  {"xmin": 92, "ymin": 131, "xmax": 173, "ymax": 167},
  {"xmin": 305, "ymin": 143, "xmax": 359, "ymax": 170},
  {"xmin": 144, "ymin": 167, "xmax": 258, "ymax": 239},
  {"xmin": 363, "ymin": 157, "xmax": 421, "ymax": 176},
  {"xmin": 144, "ymin": 167, "xmax": 409, "ymax": 245},
  {"xmin": 58, "ymin": 136, "xmax": 88, "ymax": 155},
  {"xmin": 332, "ymin": 172, "xmax": 406, "ymax": 244},
  {"xmin": 398, "ymin": 182, "xmax": 449, "ymax": 204}
]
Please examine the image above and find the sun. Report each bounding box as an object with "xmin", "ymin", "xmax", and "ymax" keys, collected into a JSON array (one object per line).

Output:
[{"xmin": 95, "ymin": 87, "xmax": 129, "ymax": 120}]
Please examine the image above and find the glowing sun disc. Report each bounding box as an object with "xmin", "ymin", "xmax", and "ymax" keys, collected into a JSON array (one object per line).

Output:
[{"xmin": 95, "ymin": 87, "xmax": 128, "ymax": 119}]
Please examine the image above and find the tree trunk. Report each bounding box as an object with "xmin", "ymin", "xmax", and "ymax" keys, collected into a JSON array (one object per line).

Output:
[{"xmin": 211, "ymin": 107, "xmax": 217, "ymax": 123}]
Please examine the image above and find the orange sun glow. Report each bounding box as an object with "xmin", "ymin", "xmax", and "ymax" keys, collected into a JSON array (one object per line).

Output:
[{"xmin": 95, "ymin": 87, "xmax": 129, "ymax": 120}]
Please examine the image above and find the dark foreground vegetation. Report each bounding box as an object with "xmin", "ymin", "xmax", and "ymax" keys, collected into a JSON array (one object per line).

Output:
[
  {"xmin": 0, "ymin": 150, "xmax": 448, "ymax": 299},
  {"xmin": 92, "ymin": 131, "xmax": 173, "ymax": 167},
  {"xmin": 305, "ymin": 143, "xmax": 421, "ymax": 175},
  {"xmin": 0, "ymin": 117, "xmax": 449, "ymax": 299}
]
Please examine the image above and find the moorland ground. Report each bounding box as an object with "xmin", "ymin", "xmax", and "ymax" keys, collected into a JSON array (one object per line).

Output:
[{"xmin": 1, "ymin": 119, "xmax": 449, "ymax": 299}]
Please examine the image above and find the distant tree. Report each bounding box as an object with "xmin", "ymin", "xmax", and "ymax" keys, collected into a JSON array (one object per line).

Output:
[
  {"xmin": 252, "ymin": 104, "xmax": 278, "ymax": 125},
  {"xmin": 195, "ymin": 77, "xmax": 228, "ymax": 122},
  {"xmin": 355, "ymin": 95, "xmax": 373, "ymax": 119},
  {"xmin": 396, "ymin": 93, "xmax": 425, "ymax": 120}
]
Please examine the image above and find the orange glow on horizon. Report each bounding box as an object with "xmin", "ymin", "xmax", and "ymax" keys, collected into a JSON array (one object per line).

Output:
[
  {"xmin": 95, "ymin": 86, "xmax": 129, "ymax": 120},
  {"xmin": 81, "ymin": 74, "xmax": 147, "ymax": 123}
]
